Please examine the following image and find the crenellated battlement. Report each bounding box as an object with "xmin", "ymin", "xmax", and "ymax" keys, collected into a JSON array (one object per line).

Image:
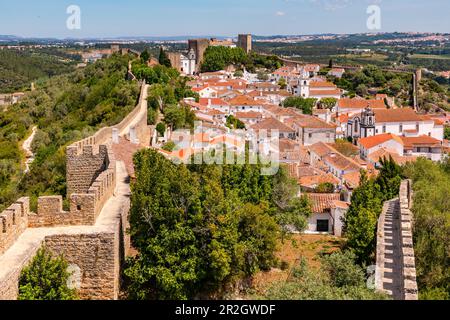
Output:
[
  {"xmin": 398, "ymin": 180, "xmax": 419, "ymax": 300},
  {"xmin": 0, "ymin": 198, "xmax": 30, "ymax": 255},
  {"xmin": 375, "ymin": 180, "xmax": 418, "ymax": 300},
  {"xmin": 0, "ymin": 81, "xmax": 148, "ymax": 300}
]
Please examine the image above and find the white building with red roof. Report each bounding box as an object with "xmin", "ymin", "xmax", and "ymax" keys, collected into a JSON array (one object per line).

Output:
[{"xmin": 347, "ymin": 107, "xmax": 444, "ymax": 141}]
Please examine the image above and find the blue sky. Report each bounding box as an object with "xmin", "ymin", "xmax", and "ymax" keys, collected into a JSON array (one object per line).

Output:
[{"xmin": 0, "ymin": 0, "xmax": 449, "ymax": 38}]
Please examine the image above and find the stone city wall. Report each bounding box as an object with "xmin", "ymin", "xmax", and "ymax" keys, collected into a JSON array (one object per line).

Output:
[
  {"xmin": 0, "ymin": 82, "xmax": 147, "ymax": 300},
  {"xmin": 0, "ymin": 198, "xmax": 30, "ymax": 256},
  {"xmin": 375, "ymin": 180, "xmax": 419, "ymax": 300},
  {"xmin": 398, "ymin": 179, "xmax": 419, "ymax": 300}
]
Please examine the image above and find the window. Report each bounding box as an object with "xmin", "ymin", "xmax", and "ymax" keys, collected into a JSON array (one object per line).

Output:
[
  {"xmin": 383, "ymin": 125, "xmax": 386, "ymax": 133},
  {"xmin": 77, "ymin": 204, "xmax": 82, "ymax": 211},
  {"xmin": 309, "ymin": 133, "xmax": 313, "ymax": 138},
  {"xmin": 376, "ymin": 129, "xmax": 379, "ymax": 134},
  {"xmin": 399, "ymin": 124, "xmax": 403, "ymax": 132},
  {"xmin": 416, "ymin": 123, "xmax": 420, "ymax": 131},
  {"xmin": 317, "ymin": 220, "xmax": 329, "ymax": 232}
]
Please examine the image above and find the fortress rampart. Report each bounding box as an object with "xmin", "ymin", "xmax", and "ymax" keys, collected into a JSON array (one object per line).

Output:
[
  {"xmin": 375, "ymin": 180, "xmax": 419, "ymax": 300},
  {"xmin": 0, "ymin": 81, "xmax": 150, "ymax": 300}
]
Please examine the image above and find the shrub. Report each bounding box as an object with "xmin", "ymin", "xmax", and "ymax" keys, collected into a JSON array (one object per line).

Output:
[{"xmin": 18, "ymin": 247, "xmax": 77, "ymax": 300}]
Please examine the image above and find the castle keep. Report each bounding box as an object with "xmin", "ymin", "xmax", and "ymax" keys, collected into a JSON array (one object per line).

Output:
[{"xmin": 0, "ymin": 82, "xmax": 150, "ymax": 300}]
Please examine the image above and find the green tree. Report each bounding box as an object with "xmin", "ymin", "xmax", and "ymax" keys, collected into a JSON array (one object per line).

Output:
[
  {"xmin": 343, "ymin": 171, "xmax": 383, "ymax": 264},
  {"xmin": 278, "ymin": 78, "xmax": 287, "ymax": 90},
  {"xmin": 140, "ymin": 49, "xmax": 150, "ymax": 63},
  {"xmin": 282, "ymin": 97, "xmax": 317, "ymax": 115},
  {"xmin": 318, "ymin": 98, "xmax": 338, "ymax": 110},
  {"xmin": 258, "ymin": 257, "xmax": 388, "ymax": 300},
  {"xmin": 272, "ymin": 166, "xmax": 312, "ymax": 241},
  {"xmin": 156, "ymin": 122, "xmax": 166, "ymax": 136},
  {"xmin": 315, "ymin": 182, "xmax": 335, "ymax": 193},
  {"xmin": 18, "ymin": 247, "xmax": 77, "ymax": 300},
  {"xmin": 124, "ymin": 150, "xmax": 283, "ymax": 300},
  {"xmin": 403, "ymin": 158, "xmax": 450, "ymax": 299},
  {"xmin": 375, "ymin": 156, "xmax": 402, "ymax": 201},
  {"xmin": 226, "ymin": 115, "xmax": 245, "ymax": 129},
  {"xmin": 158, "ymin": 47, "xmax": 172, "ymax": 67},
  {"xmin": 321, "ymin": 251, "xmax": 366, "ymax": 288}
]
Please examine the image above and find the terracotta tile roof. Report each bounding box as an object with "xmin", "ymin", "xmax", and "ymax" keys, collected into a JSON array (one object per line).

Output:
[
  {"xmin": 279, "ymin": 138, "xmax": 300, "ymax": 152},
  {"xmin": 330, "ymin": 200, "xmax": 350, "ymax": 209},
  {"xmin": 199, "ymin": 98, "xmax": 229, "ymax": 106},
  {"xmin": 323, "ymin": 153, "xmax": 361, "ymax": 171},
  {"xmin": 368, "ymin": 148, "xmax": 418, "ymax": 165},
  {"xmin": 400, "ymin": 135, "xmax": 442, "ymax": 149},
  {"xmin": 420, "ymin": 114, "xmax": 445, "ymax": 126},
  {"xmin": 338, "ymin": 98, "xmax": 386, "ymax": 109},
  {"xmin": 235, "ymin": 111, "xmax": 263, "ymax": 119},
  {"xmin": 206, "ymin": 109, "xmax": 226, "ymax": 116},
  {"xmin": 373, "ymin": 108, "xmax": 422, "ymax": 122},
  {"xmin": 309, "ymin": 142, "xmax": 336, "ymax": 158},
  {"xmin": 342, "ymin": 171, "xmax": 362, "ymax": 189},
  {"xmin": 309, "ymin": 89, "xmax": 342, "ymax": 96},
  {"xmin": 251, "ymin": 117, "xmax": 295, "ymax": 132},
  {"xmin": 309, "ymin": 81, "xmax": 336, "ymax": 88},
  {"xmin": 309, "ymin": 142, "xmax": 361, "ymax": 171},
  {"xmin": 306, "ymin": 193, "xmax": 341, "ymax": 213},
  {"xmin": 228, "ymin": 95, "xmax": 261, "ymax": 106},
  {"xmin": 299, "ymin": 173, "xmax": 340, "ymax": 189},
  {"xmin": 289, "ymin": 114, "xmax": 337, "ymax": 129},
  {"xmin": 358, "ymin": 133, "xmax": 404, "ymax": 149}
]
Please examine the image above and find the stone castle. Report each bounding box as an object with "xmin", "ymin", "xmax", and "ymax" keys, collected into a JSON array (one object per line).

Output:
[{"xmin": 0, "ymin": 81, "xmax": 151, "ymax": 300}]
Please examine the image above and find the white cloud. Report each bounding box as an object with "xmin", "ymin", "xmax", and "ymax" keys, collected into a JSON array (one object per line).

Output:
[{"xmin": 276, "ymin": 11, "xmax": 286, "ymax": 16}]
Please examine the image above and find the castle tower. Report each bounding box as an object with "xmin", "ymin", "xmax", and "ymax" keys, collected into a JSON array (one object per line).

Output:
[
  {"xmin": 238, "ymin": 34, "xmax": 252, "ymax": 54},
  {"xmin": 360, "ymin": 106, "xmax": 376, "ymax": 138},
  {"xmin": 187, "ymin": 49, "xmax": 196, "ymax": 75},
  {"xmin": 188, "ymin": 38, "xmax": 210, "ymax": 71}
]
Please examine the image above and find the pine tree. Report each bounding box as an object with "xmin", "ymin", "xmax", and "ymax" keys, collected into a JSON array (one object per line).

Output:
[
  {"xmin": 140, "ymin": 49, "xmax": 150, "ymax": 63},
  {"xmin": 158, "ymin": 47, "xmax": 172, "ymax": 68}
]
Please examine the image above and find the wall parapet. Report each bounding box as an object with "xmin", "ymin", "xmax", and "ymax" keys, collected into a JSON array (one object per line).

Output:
[
  {"xmin": 375, "ymin": 180, "xmax": 418, "ymax": 300},
  {"xmin": 0, "ymin": 198, "xmax": 29, "ymax": 255},
  {"xmin": 399, "ymin": 179, "xmax": 419, "ymax": 300}
]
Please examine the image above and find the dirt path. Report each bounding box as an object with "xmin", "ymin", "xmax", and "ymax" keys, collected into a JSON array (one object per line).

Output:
[{"xmin": 22, "ymin": 126, "xmax": 37, "ymax": 173}]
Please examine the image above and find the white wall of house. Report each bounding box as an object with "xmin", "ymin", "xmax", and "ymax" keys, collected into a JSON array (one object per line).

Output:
[
  {"xmin": 361, "ymin": 139, "xmax": 404, "ymax": 158},
  {"xmin": 308, "ymin": 213, "xmax": 332, "ymax": 233},
  {"xmin": 331, "ymin": 207, "xmax": 347, "ymax": 237},
  {"xmin": 374, "ymin": 121, "xmax": 443, "ymax": 141}
]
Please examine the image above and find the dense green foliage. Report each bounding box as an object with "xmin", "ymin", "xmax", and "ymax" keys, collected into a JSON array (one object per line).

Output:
[
  {"xmin": 226, "ymin": 115, "xmax": 245, "ymax": 129},
  {"xmin": 200, "ymin": 46, "xmax": 282, "ymax": 73},
  {"xmin": 124, "ymin": 150, "xmax": 310, "ymax": 299},
  {"xmin": 259, "ymin": 252, "xmax": 388, "ymax": 300},
  {"xmin": 18, "ymin": 247, "xmax": 77, "ymax": 300},
  {"xmin": 131, "ymin": 62, "xmax": 199, "ymax": 129},
  {"xmin": 282, "ymin": 96, "xmax": 317, "ymax": 115},
  {"xmin": 318, "ymin": 98, "xmax": 338, "ymax": 110},
  {"xmin": 0, "ymin": 49, "xmax": 77, "ymax": 93},
  {"xmin": 344, "ymin": 157, "xmax": 402, "ymax": 264},
  {"xmin": 334, "ymin": 65, "xmax": 413, "ymax": 105},
  {"xmin": 0, "ymin": 54, "xmax": 139, "ymax": 211},
  {"xmin": 158, "ymin": 47, "xmax": 172, "ymax": 68},
  {"xmin": 403, "ymin": 158, "xmax": 450, "ymax": 300}
]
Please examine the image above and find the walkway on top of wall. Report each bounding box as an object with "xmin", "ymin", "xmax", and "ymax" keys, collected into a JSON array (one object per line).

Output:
[
  {"xmin": 119, "ymin": 84, "xmax": 149, "ymax": 137},
  {"xmin": 379, "ymin": 198, "xmax": 403, "ymax": 300}
]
